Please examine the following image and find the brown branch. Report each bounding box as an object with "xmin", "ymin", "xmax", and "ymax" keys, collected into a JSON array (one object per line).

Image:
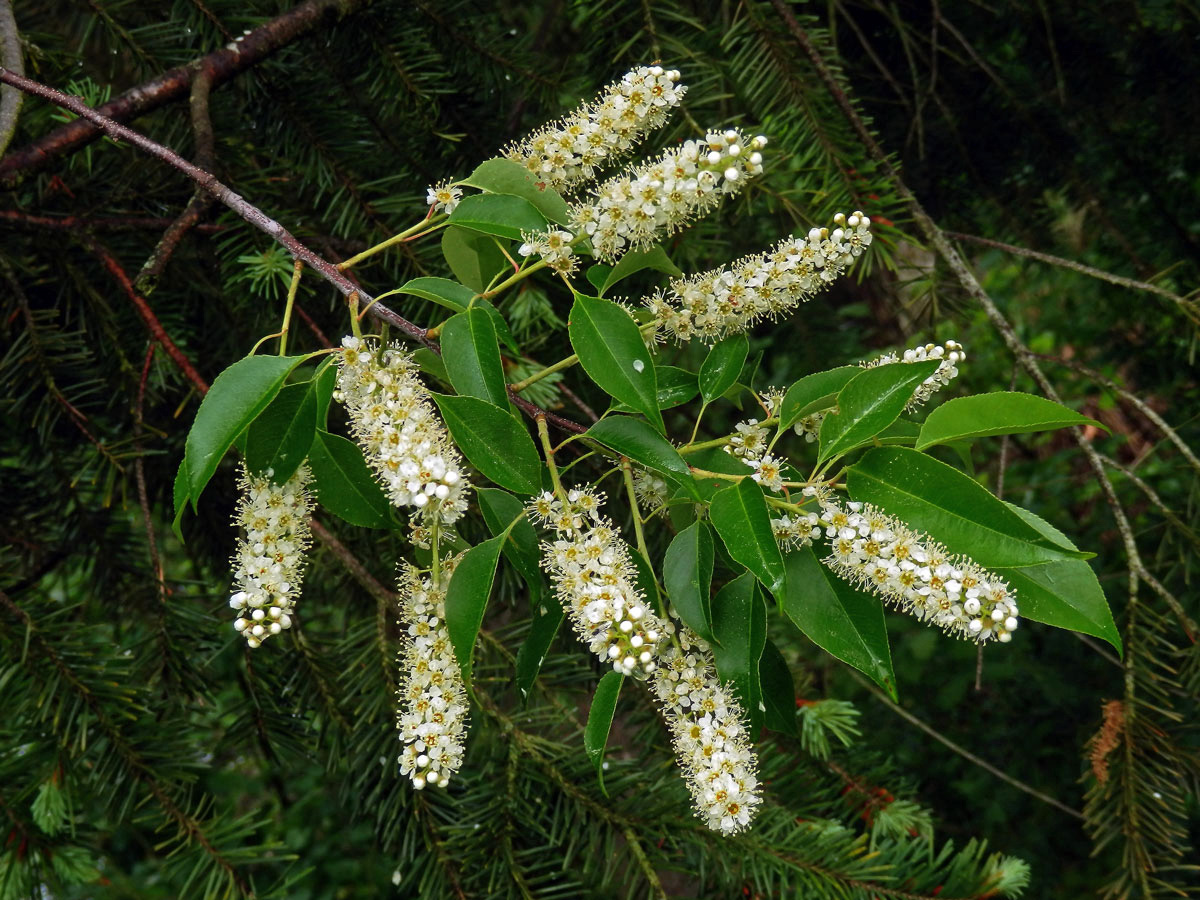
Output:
[
  {"xmin": 0, "ymin": 0, "xmax": 370, "ymax": 183},
  {"xmin": 83, "ymin": 237, "xmax": 210, "ymax": 395},
  {"xmin": 0, "ymin": 209, "xmax": 226, "ymax": 232}
]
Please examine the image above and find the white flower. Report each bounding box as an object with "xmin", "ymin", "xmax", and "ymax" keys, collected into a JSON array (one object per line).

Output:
[
  {"xmin": 650, "ymin": 211, "xmax": 872, "ymax": 343},
  {"xmin": 228, "ymin": 463, "xmax": 314, "ymax": 648},
  {"xmin": 396, "ymin": 559, "xmax": 470, "ymax": 789},
  {"xmin": 813, "ymin": 499, "xmax": 1019, "ymax": 643},
  {"xmin": 571, "ymin": 131, "xmax": 767, "ymax": 262},
  {"xmin": 517, "ymin": 228, "xmax": 578, "ymax": 275},
  {"xmin": 335, "ymin": 336, "xmax": 471, "ymax": 526},
  {"xmin": 426, "ymin": 181, "xmax": 462, "ymax": 214},
  {"xmin": 504, "ymin": 64, "xmax": 686, "ymax": 191}
]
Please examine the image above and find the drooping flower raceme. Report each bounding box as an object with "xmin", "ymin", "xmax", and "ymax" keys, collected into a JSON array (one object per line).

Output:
[
  {"xmin": 229, "ymin": 463, "xmax": 314, "ymax": 648},
  {"xmin": 572, "ymin": 130, "xmax": 767, "ymax": 262},
  {"xmin": 774, "ymin": 497, "xmax": 1020, "ymax": 643},
  {"xmin": 502, "ymin": 64, "xmax": 685, "ymax": 191},
  {"xmin": 335, "ymin": 336, "xmax": 470, "ymax": 526},
  {"xmin": 530, "ymin": 488, "xmax": 667, "ymax": 677},
  {"xmin": 647, "ymin": 211, "xmax": 872, "ymax": 343},
  {"xmin": 650, "ymin": 624, "xmax": 762, "ymax": 834},
  {"xmin": 396, "ymin": 558, "xmax": 469, "ymax": 790}
]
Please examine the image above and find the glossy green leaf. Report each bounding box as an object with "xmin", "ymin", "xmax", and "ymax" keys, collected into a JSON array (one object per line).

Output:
[
  {"xmin": 585, "ymin": 264, "xmax": 612, "ymax": 293},
  {"xmin": 445, "ymin": 534, "xmax": 505, "ymax": 690},
  {"xmin": 441, "ymin": 308, "xmax": 508, "ymax": 407},
  {"xmin": 307, "ymin": 430, "xmax": 392, "ymax": 528},
  {"xmin": 699, "ymin": 334, "xmax": 749, "ymax": 404},
  {"xmin": 312, "ymin": 362, "xmax": 338, "ymax": 427},
  {"xmin": 711, "ymin": 572, "xmax": 767, "ymax": 731},
  {"xmin": 598, "ymin": 245, "xmax": 682, "ymax": 295},
  {"xmin": 585, "ymin": 670, "xmax": 624, "ymax": 792},
  {"xmin": 709, "ymin": 478, "xmax": 786, "ymax": 596},
  {"xmin": 568, "ymin": 294, "xmax": 663, "ymax": 433},
  {"xmin": 586, "ymin": 416, "xmax": 699, "ymax": 500},
  {"xmin": 915, "ymin": 391, "xmax": 1107, "ymax": 450},
  {"xmin": 629, "ymin": 546, "xmax": 662, "ymax": 615},
  {"xmin": 441, "ymin": 226, "xmax": 509, "ymax": 293},
  {"xmin": 477, "ymin": 487, "xmax": 543, "ymax": 605},
  {"xmin": 817, "ymin": 360, "xmax": 941, "ymax": 464},
  {"xmin": 460, "ymin": 158, "xmax": 571, "ymax": 224},
  {"xmin": 432, "ymin": 394, "xmax": 542, "ymax": 494},
  {"xmin": 995, "ymin": 504, "xmax": 1121, "ymax": 654},
  {"xmin": 781, "ymin": 548, "xmax": 896, "ymax": 698},
  {"xmin": 448, "ymin": 193, "xmax": 547, "ymax": 241},
  {"xmin": 610, "ymin": 365, "xmax": 698, "ymax": 412},
  {"xmin": 515, "ymin": 602, "xmax": 563, "ymax": 703},
  {"xmin": 847, "ymin": 447, "xmax": 1088, "ymax": 567},
  {"xmin": 171, "ymin": 457, "xmax": 189, "ymax": 542},
  {"xmin": 184, "ymin": 354, "xmax": 302, "ymax": 507},
  {"xmin": 396, "ymin": 276, "xmax": 477, "ymax": 310},
  {"xmin": 779, "ymin": 366, "xmax": 860, "ymax": 430},
  {"xmin": 663, "ymin": 520, "xmax": 716, "ymax": 642},
  {"xmin": 760, "ymin": 640, "xmax": 798, "ymax": 736},
  {"xmin": 243, "ymin": 381, "xmax": 317, "ymax": 484}
]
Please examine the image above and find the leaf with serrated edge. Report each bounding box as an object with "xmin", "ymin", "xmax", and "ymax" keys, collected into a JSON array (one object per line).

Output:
[
  {"xmin": 817, "ymin": 360, "xmax": 941, "ymax": 464},
  {"xmin": 585, "ymin": 670, "xmax": 624, "ymax": 793},
  {"xmin": 445, "ymin": 534, "xmax": 506, "ymax": 691},
  {"xmin": 663, "ymin": 520, "xmax": 716, "ymax": 642},
  {"xmin": 586, "ymin": 416, "xmax": 699, "ymax": 500},
  {"xmin": 916, "ymin": 391, "xmax": 1107, "ymax": 450},
  {"xmin": 569, "ymin": 294, "xmax": 663, "ymax": 432},
  {"xmin": 432, "ymin": 394, "xmax": 542, "ymax": 494},
  {"xmin": 699, "ymin": 334, "xmax": 749, "ymax": 404},
  {"xmin": 709, "ymin": 478, "xmax": 786, "ymax": 596}
]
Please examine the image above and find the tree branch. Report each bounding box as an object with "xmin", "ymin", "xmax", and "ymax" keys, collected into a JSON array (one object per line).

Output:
[{"xmin": 0, "ymin": 0, "xmax": 370, "ymax": 183}]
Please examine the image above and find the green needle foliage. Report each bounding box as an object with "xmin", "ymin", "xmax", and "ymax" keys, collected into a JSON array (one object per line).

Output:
[{"xmin": 1, "ymin": 2, "xmax": 1197, "ymax": 899}]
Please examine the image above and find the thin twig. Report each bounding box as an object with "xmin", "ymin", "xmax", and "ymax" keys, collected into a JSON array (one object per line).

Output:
[{"xmin": 0, "ymin": 209, "xmax": 226, "ymax": 232}]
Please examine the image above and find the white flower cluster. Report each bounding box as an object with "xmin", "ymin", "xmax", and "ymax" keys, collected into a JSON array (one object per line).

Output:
[
  {"xmin": 572, "ymin": 131, "xmax": 768, "ymax": 262},
  {"xmin": 724, "ymin": 419, "xmax": 786, "ymax": 492},
  {"xmin": 517, "ymin": 229, "xmax": 577, "ymax": 275},
  {"xmin": 396, "ymin": 559, "xmax": 469, "ymax": 790},
  {"xmin": 335, "ymin": 336, "xmax": 470, "ymax": 525},
  {"xmin": 229, "ymin": 463, "xmax": 314, "ymax": 648},
  {"xmin": 426, "ymin": 181, "xmax": 462, "ymax": 214},
  {"xmin": 648, "ymin": 211, "xmax": 872, "ymax": 343},
  {"xmin": 790, "ymin": 498, "xmax": 1020, "ymax": 643},
  {"xmin": 862, "ymin": 339, "xmax": 965, "ymax": 411},
  {"xmin": 529, "ymin": 488, "xmax": 667, "ymax": 677},
  {"xmin": 649, "ymin": 624, "xmax": 761, "ymax": 834},
  {"xmin": 503, "ymin": 65, "xmax": 685, "ymax": 191}
]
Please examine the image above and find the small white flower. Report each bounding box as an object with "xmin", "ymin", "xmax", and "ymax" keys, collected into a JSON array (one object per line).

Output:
[{"xmin": 426, "ymin": 181, "xmax": 462, "ymax": 214}]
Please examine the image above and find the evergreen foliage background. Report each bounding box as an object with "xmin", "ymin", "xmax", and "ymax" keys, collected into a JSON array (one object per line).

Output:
[{"xmin": 1, "ymin": 1, "xmax": 1197, "ymax": 897}]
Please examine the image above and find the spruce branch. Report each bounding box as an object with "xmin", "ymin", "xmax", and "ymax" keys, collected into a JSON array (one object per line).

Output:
[{"xmin": 0, "ymin": 0, "xmax": 372, "ymax": 183}]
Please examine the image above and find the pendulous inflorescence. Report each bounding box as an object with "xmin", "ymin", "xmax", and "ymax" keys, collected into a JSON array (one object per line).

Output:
[
  {"xmin": 501, "ymin": 64, "xmax": 685, "ymax": 191},
  {"xmin": 571, "ymin": 130, "xmax": 767, "ymax": 262},
  {"xmin": 650, "ymin": 624, "xmax": 762, "ymax": 834},
  {"xmin": 647, "ymin": 211, "xmax": 872, "ymax": 343},
  {"xmin": 228, "ymin": 462, "xmax": 314, "ymax": 648},
  {"xmin": 395, "ymin": 557, "xmax": 469, "ymax": 790},
  {"xmin": 335, "ymin": 335, "xmax": 470, "ymax": 525},
  {"xmin": 530, "ymin": 487, "xmax": 668, "ymax": 677}
]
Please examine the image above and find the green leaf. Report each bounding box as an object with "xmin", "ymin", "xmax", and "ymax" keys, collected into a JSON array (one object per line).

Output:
[
  {"xmin": 847, "ymin": 447, "xmax": 1089, "ymax": 567},
  {"xmin": 778, "ymin": 366, "xmax": 860, "ymax": 430},
  {"xmin": 610, "ymin": 365, "xmax": 698, "ymax": 412},
  {"xmin": 586, "ymin": 415, "xmax": 699, "ymax": 500},
  {"xmin": 448, "ymin": 193, "xmax": 548, "ymax": 241},
  {"xmin": 585, "ymin": 264, "xmax": 613, "ymax": 293},
  {"xmin": 445, "ymin": 534, "xmax": 505, "ymax": 691},
  {"xmin": 711, "ymin": 572, "xmax": 767, "ymax": 731},
  {"xmin": 915, "ymin": 391, "xmax": 1108, "ymax": 450},
  {"xmin": 307, "ymin": 430, "xmax": 392, "ymax": 528},
  {"xmin": 442, "ymin": 226, "xmax": 509, "ymax": 293},
  {"xmin": 184, "ymin": 354, "xmax": 302, "ymax": 507},
  {"xmin": 243, "ymin": 381, "xmax": 317, "ymax": 484},
  {"xmin": 817, "ymin": 360, "xmax": 941, "ymax": 464},
  {"xmin": 395, "ymin": 277, "xmax": 519, "ymax": 354},
  {"xmin": 709, "ymin": 478, "xmax": 787, "ymax": 596},
  {"xmin": 312, "ymin": 362, "xmax": 338, "ymax": 427},
  {"xmin": 441, "ymin": 308, "xmax": 508, "ymax": 406},
  {"xmin": 460, "ymin": 158, "xmax": 571, "ymax": 224},
  {"xmin": 995, "ymin": 504, "xmax": 1121, "ymax": 654},
  {"xmin": 432, "ymin": 394, "xmax": 542, "ymax": 494},
  {"xmin": 781, "ymin": 548, "xmax": 896, "ymax": 698},
  {"xmin": 585, "ymin": 671, "xmax": 624, "ymax": 793},
  {"xmin": 568, "ymin": 294, "xmax": 663, "ymax": 433},
  {"xmin": 515, "ymin": 602, "xmax": 563, "ymax": 703},
  {"xmin": 759, "ymin": 640, "xmax": 798, "ymax": 736},
  {"xmin": 171, "ymin": 457, "xmax": 189, "ymax": 543},
  {"xmin": 598, "ymin": 245, "xmax": 682, "ymax": 295},
  {"xmin": 699, "ymin": 334, "xmax": 749, "ymax": 404},
  {"xmin": 477, "ymin": 487, "xmax": 543, "ymax": 605},
  {"xmin": 629, "ymin": 545, "xmax": 662, "ymax": 616},
  {"xmin": 663, "ymin": 520, "xmax": 716, "ymax": 642}
]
